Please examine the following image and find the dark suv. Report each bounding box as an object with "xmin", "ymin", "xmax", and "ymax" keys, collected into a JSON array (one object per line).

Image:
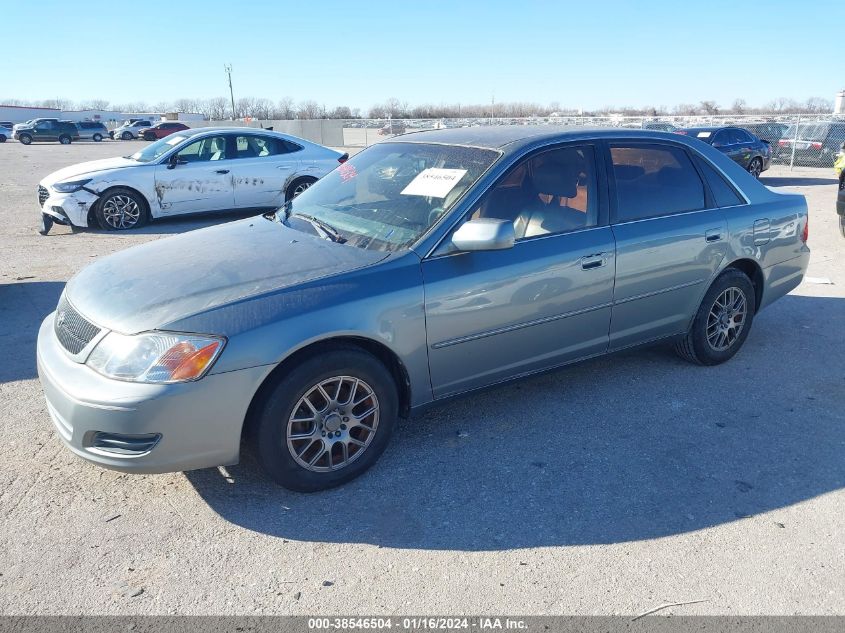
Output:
[
  {"xmin": 14, "ymin": 120, "xmax": 80, "ymax": 145},
  {"xmin": 676, "ymin": 126, "xmax": 771, "ymax": 178},
  {"xmin": 776, "ymin": 121, "xmax": 845, "ymax": 166}
]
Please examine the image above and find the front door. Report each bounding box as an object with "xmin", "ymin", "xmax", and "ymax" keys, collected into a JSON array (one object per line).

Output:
[
  {"xmin": 423, "ymin": 144, "xmax": 616, "ymax": 398},
  {"xmin": 34, "ymin": 121, "xmax": 58, "ymax": 142},
  {"xmin": 153, "ymin": 134, "xmax": 235, "ymax": 215},
  {"xmin": 605, "ymin": 142, "xmax": 728, "ymax": 350}
]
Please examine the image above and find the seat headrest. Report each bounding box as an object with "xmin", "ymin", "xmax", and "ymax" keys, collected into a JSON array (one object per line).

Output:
[
  {"xmin": 531, "ymin": 159, "xmax": 579, "ymax": 198},
  {"xmin": 614, "ymin": 165, "xmax": 645, "ymax": 181}
]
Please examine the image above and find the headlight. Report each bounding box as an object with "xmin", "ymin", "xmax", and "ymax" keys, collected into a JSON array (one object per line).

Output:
[
  {"xmin": 52, "ymin": 179, "xmax": 92, "ymax": 193},
  {"xmin": 86, "ymin": 331, "xmax": 225, "ymax": 383}
]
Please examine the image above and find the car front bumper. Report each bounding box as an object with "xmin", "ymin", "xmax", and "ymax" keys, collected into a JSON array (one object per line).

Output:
[
  {"xmin": 38, "ymin": 187, "xmax": 99, "ymax": 227},
  {"xmin": 36, "ymin": 314, "xmax": 271, "ymax": 474}
]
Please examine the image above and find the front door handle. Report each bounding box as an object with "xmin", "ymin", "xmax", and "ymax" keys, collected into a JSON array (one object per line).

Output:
[
  {"xmin": 215, "ymin": 169, "xmax": 230, "ymax": 174},
  {"xmin": 705, "ymin": 229, "xmax": 722, "ymax": 242},
  {"xmin": 580, "ymin": 253, "xmax": 607, "ymax": 270}
]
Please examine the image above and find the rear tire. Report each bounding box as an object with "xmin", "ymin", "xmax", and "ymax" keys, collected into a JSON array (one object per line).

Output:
[
  {"xmin": 93, "ymin": 133, "xmax": 103, "ymax": 142},
  {"xmin": 747, "ymin": 157, "xmax": 762, "ymax": 178},
  {"xmin": 285, "ymin": 176, "xmax": 317, "ymax": 201},
  {"xmin": 839, "ymin": 216, "xmax": 845, "ymax": 239},
  {"xmin": 0, "ymin": 135, "xmax": 6, "ymax": 143},
  {"xmin": 675, "ymin": 269, "xmax": 756, "ymax": 366},
  {"xmin": 59, "ymin": 135, "xmax": 72, "ymax": 145},
  {"xmin": 19, "ymin": 134, "xmax": 32, "ymax": 145},
  {"xmin": 251, "ymin": 348, "xmax": 398, "ymax": 492}
]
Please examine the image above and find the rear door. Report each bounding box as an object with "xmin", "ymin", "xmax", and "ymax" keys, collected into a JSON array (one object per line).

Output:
[
  {"xmin": 153, "ymin": 134, "xmax": 235, "ymax": 215},
  {"xmin": 605, "ymin": 141, "xmax": 728, "ymax": 350},
  {"xmin": 230, "ymin": 134, "xmax": 302, "ymax": 208},
  {"xmin": 712, "ymin": 129, "xmax": 744, "ymax": 165}
]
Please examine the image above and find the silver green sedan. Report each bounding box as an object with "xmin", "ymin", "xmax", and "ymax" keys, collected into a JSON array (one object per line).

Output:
[{"xmin": 37, "ymin": 127, "xmax": 810, "ymax": 491}]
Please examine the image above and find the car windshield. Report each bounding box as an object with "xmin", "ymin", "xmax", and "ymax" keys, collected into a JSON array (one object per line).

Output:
[
  {"xmin": 783, "ymin": 123, "xmax": 831, "ymax": 141},
  {"xmin": 269, "ymin": 142, "xmax": 500, "ymax": 252},
  {"xmin": 129, "ymin": 135, "xmax": 188, "ymax": 162}
]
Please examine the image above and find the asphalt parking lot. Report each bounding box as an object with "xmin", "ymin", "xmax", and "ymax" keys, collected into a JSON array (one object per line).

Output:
[{"xmin": 0, "ymin": 140, "xmax": 843, "ymax": 616}]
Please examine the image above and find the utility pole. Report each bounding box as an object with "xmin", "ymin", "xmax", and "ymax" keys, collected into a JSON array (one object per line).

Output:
[{"xmin": 224, "ymin": 64, "xmax": 236, "ymax": 120}]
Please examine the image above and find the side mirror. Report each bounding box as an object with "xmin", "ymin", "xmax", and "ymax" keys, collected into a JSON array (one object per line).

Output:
[
  {"xmin": 167, "ymin": 154, "xmax": 184, "ymax": 169},
  {"xmin": 451, "ymin": 218, "xmax": 515, "ymax": 252}
]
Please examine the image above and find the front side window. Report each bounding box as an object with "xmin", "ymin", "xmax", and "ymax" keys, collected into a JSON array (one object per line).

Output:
[
  {"xmin": 467, "ymin": 145, "xmax": 598, "ymax": 240},
  {"xmin": 176, "ymin": 136, "xmax": 228, "ymax": 162},
  {"xmin": 269, "ymin": 142, "xmax": 500, "ymax": 252},
  {"xmin": 130, "ymin": 135, "xmax": 189, "ymax": 163},
  {"xmin": 610, "ymin": 144, "xmax": 705, "ymax": 222}
]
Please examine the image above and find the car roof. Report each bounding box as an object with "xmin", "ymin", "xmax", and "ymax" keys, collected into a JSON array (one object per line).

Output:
[
  {"xmin": 677, "ymin": 126, "xmax": 736, "ymax": 133},
  {"xmin": 168, "ymin": 126, "xmax": 296, "ymax": 139},
  {"xmin": 391, "ymin": 125, "xmax": 701, "ymax": 153}
]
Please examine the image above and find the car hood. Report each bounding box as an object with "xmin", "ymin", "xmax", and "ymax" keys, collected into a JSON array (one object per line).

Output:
[
  {"xmin": 64, "ymin": 217, "xmax": 388, "ymax": 334},
  {"xmin": 41, "ymin": 157, "xmax": 140, "ymax": 185}
]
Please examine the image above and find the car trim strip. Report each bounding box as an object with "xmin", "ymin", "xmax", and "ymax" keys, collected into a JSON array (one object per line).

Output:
[
  {"xmin": 611, "ymin": 278, "xmax": 705, "ymax": 305},
  {"xmin": 431, "ymin": 301, "xmax": 613, "ymax": 349}
]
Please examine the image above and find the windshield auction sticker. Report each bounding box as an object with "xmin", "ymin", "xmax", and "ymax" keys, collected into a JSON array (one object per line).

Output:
[{"xmin": 401, "ymin": 168, "xmax": 467, "ymax": 198}]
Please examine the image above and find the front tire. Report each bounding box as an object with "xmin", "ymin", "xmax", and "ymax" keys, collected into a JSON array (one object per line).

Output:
[
  {"xmin": 675, "ymin": 269, "xmax": 756, "ymax": 366},
  {"xmin": 121, "ymin": 131, "xmax": 132, "ymax": 140},
  {"xmin": 285, "ymin": 176, "xmax": 317, "ymax": 201},
  {"xmin": 747, "ymin": 157, "xmax": 762, "ymax": 178},
  {"xmin": 839, "ymin": 216, "xmax": 845, "ymax": 239},
  {"xmin": 19, "ymin": 134, "xmax": 32, "ymax": 145},
  {"xmin": 251, "ymin": 348, "xmax": 398, "ymax": 492},
  {"xmin": 95, "ymin": 188, "xmax": 148, "ymax": 230},
  {"xmin": 93, "ymin": 133, "xmax": 103, "ymax": 142}
]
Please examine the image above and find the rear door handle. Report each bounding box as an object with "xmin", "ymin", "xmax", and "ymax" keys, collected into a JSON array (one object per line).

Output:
[
  {"xmin": 580, "ymin": 253, "xmax": 607, "ymax": 270},
  {"xmin": 215, "ymin": 169, "xmax": 230, "ymax": 174},
  {"xmin": 705, "ymin": 229, "xmax": 722, "ymax": 242}
]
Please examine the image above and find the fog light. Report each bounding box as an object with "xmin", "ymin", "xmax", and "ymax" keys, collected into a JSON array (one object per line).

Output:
[{"xmin": 87, "ymin": 432, "xmax": 161, "ymax": 455}]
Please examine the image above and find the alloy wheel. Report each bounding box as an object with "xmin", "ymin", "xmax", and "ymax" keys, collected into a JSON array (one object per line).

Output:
[
  {"xmin": 292, "ymin": 181, "xmax": 312, "ymax": 198},
  {"xmin": 101, "ymin": 195, "xmax": 141, "ymax": 229},
  {"xmin": 706, "ymin": 286, "xmax": 747, "ymax": 351},
  {"xmin": 286, "ymin": 375, "xmax": 380, "ymax": 472},
  {"xmin": 748, "ymin": 159, "xmax": 762, "ymax": 178}
]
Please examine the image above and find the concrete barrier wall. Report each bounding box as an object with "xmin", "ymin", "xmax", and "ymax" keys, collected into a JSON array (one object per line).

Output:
[{"xmin": 182, "ymin": 119, "xmax": 345, "ymax": 147}]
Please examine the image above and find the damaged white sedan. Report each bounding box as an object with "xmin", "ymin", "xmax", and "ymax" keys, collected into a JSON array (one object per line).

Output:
[{"xmin": 37, "ymin": 127, "xmax": 348, "ymax": 233}]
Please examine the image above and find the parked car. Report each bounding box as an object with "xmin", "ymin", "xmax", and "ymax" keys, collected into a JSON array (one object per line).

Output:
[
  {"xmin": 13, "ymin": 120, "xmax": 79, "ymax": 145},
  {"xmin": 775, "ymin": 121, "xmax": 845, "ymax": 166},
  {"xmin": 141, "ymin": 121, "xmax": 190, "ymax": 141},
  {"xmin": 378, "ymin": 121, "xmax": 406, "ymax": 135},
  {"xmin": 75, "ymin": 121, "xmax": 108, "ymax": 142},
  {"xmin": 36, "ymin": 127, "xmax": 809, "ymax": 491},
  {"xmin": 741, "ymin": 122, "xmax": 789, "ymax": 146},
  {"xmin": 36, "ymin": 127, "xmax": 347, "ymax": 234},
  {"xmin": 0, "ymin": 121, "xmax": 12, "ymax": 142},
  {"xmin": 111, "ymin": 120, "xmax": 153, "ymax": 140},
  {"xmin": 676, "ymin": 126, "xmax": 771, "ymax": 177},
  {"xmin": 641, "ymin": 121, "xmax": 676, "ymax": 132}
]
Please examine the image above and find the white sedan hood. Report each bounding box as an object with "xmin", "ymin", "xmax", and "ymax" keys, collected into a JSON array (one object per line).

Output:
[{"xmin": 41, "ymin": 157, "xmax": 139, "ymax": 186}]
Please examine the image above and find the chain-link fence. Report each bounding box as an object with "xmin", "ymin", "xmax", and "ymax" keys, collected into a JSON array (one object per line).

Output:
[{"xmin": 180, "ymin": 114, "xmax": 845, "ymax": 169}]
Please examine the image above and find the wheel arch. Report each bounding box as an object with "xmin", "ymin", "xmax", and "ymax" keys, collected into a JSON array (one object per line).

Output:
[
  {"xmin": 241, "ymin": 335, "xmax": 412, "ymax": 442},
  {"xmin": 724, "ymin": 257, "xmax": 764, "ymax": 313},
  {"xmin": 87, "ymin": 184, "xmax": 152, "ymax": 227}
]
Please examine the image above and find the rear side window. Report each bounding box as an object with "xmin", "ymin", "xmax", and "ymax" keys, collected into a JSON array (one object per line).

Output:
[
  {"xmin": 693, "ymin": 155, "xmax": 745, "ymax": 208},
  {"xmin": 235, "ymin": 135, "xmax": 300, "ymax": 158},
  {"xmin": 610, "ymin": 144, "xmax": 706, "ymax": 222}
]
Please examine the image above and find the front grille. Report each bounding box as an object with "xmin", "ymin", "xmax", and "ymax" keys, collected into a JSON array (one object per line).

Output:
[
  {"xmin": 54, "ymin": 296, "xmax": 100, "ymax": 355},
  {"xmin": 37, "ymin": 185, "xmax": 49, "ymax": 208}
]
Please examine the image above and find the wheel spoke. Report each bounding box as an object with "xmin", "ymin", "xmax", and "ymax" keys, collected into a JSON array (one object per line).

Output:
[{"xmin": 286, "ymin": 375, "xmax": 380, "ymax": 473}]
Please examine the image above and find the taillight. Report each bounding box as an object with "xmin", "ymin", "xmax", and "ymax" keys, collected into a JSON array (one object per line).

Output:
[
  {"xmin": 674, "ymin": 130, "xmax": 688, "ymax": 135},
  {"xmin": 810, "ymin": 142, "xmax": 822, "ymax": 150},
  {"xmin": 778, "ymin": 139, "xmax": 787, "ymax": 146},
  {"xmin": 801, "ymin": 216, "xmax": 809, "ymax": 243},
  {"xmin": 338, "ymin": 153, "xmax": 349, "ymax": 164}
]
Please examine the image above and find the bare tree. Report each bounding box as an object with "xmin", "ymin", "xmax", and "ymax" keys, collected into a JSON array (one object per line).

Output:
[
  {"xmin": 297, "ymin": 100, "xmax": 322, "ymax": 119},
  {"xmin": 730, "ymin": 98, "xmax": 746, "ymax": 114},
  {"xmin": 274, "ymin": 97, "xmax": 296, "ymax": 119}
]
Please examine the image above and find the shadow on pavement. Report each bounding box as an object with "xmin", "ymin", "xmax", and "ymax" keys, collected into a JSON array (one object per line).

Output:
[
  {"xmin": 186, "ymin": 293, "xmax": 845, "ymax": 551},
  {"xmin": 0, "ymin": 281, "xmax": 65, "ymax": 383}
]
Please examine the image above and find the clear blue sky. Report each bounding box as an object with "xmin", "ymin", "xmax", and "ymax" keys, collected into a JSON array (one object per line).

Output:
[{"xmin": 2, "ymin": 0, "xmax": 842, "ymax": 110}]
